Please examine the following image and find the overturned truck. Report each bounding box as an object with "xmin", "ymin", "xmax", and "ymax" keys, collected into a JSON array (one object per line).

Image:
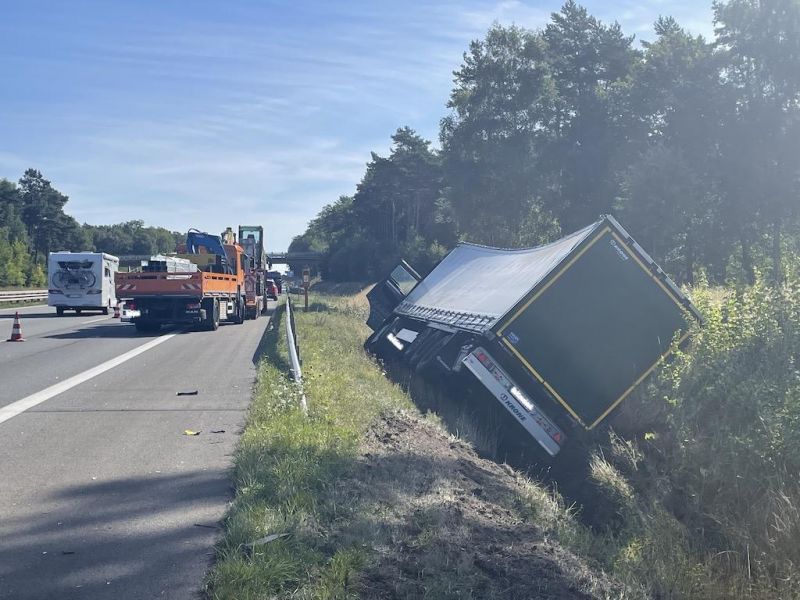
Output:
[{"xmin": 365, "ymin": 215, "xmax": 702, "ymax": 457}]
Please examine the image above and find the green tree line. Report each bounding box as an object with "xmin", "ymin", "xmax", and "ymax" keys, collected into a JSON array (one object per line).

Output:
[
  {"xmin": 0, "ymin": 168, "xmax": 182, "ymax": 287},
  {"xmin": 292, "ymin": 0, "xmax": 800, "ymax": 286}
]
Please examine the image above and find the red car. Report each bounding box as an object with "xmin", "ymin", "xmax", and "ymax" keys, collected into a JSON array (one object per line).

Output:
[{"xmin": 265, "ymin": 279, "xmax": 279, "ymax": 300}]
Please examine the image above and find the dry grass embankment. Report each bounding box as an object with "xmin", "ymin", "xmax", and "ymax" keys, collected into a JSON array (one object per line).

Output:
[
  {"xmin": 288, "ymin": 280, "xmax": 800, "ymax": 600},
  {"xmin": 205, "ymin": 290, "xmax": 627, "ymax": 599}
]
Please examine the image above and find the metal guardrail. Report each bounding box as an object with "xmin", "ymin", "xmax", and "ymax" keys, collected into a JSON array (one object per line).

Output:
[
  {"xmin": 0, "ymin": 290, "xmax": 47, "ymax": 303},
  {"xmin": 285, "ymin": 297, "xmax": 308, "ymax": 414}
]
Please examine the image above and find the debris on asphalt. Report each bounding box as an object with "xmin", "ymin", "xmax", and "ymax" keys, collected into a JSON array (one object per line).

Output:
[
  {"xmin": 183, "ymin": 429, "xmax": 201, "ymax": 436},
  {"xmin": 176, "ymin": 390, "xmax": 199, "ymax": 396},
  {"xmin": 61, "ymin": 551, "xmax": 75, "ymax": 555},
  {"xmin": 210, "ymin": 429, "xmax": 225, "ymax": 434},
  {"xmin": 193, "ymin": 523, "xmax": 221, "ymax": 529}
]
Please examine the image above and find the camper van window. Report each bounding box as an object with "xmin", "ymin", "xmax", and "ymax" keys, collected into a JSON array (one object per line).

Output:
[{"xmin": 59, "ymin": 261, "xmax": 93, "ymax": 270}]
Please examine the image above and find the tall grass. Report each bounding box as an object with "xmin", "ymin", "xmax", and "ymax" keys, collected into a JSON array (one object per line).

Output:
[
  {"xmin": 205, "ymin": 300, "xmax": 412, "ymax": 599},
  {"xmin": 208, "ymin": 278, "xmax": 800, "ymax": 598},
  {"xmin": 593, "ymin": 277, "xmax": 800, "ymax": 598}
]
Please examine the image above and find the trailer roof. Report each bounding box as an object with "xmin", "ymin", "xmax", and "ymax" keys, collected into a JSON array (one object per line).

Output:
[{"xmin": 395, "ymin": 220, "xmax": 600, "ymax": 332}]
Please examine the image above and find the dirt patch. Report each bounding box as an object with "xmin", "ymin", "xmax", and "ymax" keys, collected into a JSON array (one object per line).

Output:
[{"xmin": 330, "ymin": 411, "xmax": 622, "ymax": 600}]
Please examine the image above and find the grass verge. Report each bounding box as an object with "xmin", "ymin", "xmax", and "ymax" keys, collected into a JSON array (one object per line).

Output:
[
  {"xmin": 205, "ymin": 292, "xmax": 624, "ymax": 599},
  {"xmin": 205, "ymin": 297, "xmax": 413, "ymax": 599}
]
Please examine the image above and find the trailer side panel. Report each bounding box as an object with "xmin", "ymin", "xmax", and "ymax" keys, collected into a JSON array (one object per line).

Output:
[{"xmin": 495, "ymin": 225, "xmax": 693, "ymax": 428}]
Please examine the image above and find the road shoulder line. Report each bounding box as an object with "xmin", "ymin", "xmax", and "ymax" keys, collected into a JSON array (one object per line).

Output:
[{"xmin": 0, "ymin": 333, "xmax": 177, "ymax": 425}]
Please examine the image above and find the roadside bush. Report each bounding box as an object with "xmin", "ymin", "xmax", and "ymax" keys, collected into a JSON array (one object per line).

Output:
[{"xmin": 612, "ymin": 275, "xmax": 800, "ymax": 598}]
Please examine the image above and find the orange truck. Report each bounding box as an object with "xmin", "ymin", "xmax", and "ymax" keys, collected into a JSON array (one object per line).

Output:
[
  {"xmin": 239, "ymin": 225, "xmax": 270, "ymax": 319},
  {"xmin": 116, "ymin": 229, "xmax": 248, "ymax": 332}
]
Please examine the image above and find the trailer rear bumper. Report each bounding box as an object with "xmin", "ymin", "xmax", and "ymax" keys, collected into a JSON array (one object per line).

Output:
[
  {"xmin": 462, "ymin": 347, "xmax": 566, "ymax": 457},
  {"xmin": 128, "ymin": 296, "xmax": 204, "ymax": 325}
]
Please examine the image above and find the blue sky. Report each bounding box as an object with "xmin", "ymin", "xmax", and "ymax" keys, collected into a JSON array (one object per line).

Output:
[{"xmin": 0, "ymin": 0, "xmax": 712, "ymax": 250}]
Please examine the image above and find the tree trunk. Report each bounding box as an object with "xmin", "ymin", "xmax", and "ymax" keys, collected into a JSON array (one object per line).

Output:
[
  {"xmin": 414, "ymin": 193, "xmax": 420, "ymax": 236},
  {"xmin": 391, "ymin": 200, "xmax": 396, "ymax": 245},
  {"xmin": 740, "ymin": 230, "xmax": 755, "ymax": 286},
  {"xmin": 771, "ymin": 218, "xmax": 782, "ymax": 286},
  {"xmin": 685, "ymin": 225, "xmax": 695, "ymax": 286}
]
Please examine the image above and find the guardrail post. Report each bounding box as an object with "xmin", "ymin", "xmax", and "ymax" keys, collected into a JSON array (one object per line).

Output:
[{"xmin": 285, "ymin": 297, "xmax": 308, "ymax": 414}]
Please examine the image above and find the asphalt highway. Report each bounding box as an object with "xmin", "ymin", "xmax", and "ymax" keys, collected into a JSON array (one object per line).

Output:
[{"xmin": 0, "ymin": 302, "xmax": 274, "ymax": 599}]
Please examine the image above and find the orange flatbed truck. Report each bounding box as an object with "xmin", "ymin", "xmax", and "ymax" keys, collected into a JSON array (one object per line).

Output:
[{"xmin": 116, "ymin": 229, "xmax": 247, "ymax": 332}]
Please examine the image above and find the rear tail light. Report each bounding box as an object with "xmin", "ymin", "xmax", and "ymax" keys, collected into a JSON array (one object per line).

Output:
[
  {"xmin": 186, "ymin": 302, "xmax": 201, "ymax": 310},
  {"xmin": 125, "ymin": 301, "xmax": 137, "ymax": 310}
]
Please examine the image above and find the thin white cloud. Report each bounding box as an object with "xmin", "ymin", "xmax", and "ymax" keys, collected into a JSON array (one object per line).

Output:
[{"xmin": 457, "ymin": 0, "xmax": 552, "ymax": 32}]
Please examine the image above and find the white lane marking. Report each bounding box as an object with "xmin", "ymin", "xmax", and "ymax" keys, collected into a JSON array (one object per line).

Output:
[
  {"xmin": 83, "ymin": 316, "xmax": 111, "ymax": 325},
  {"xmin": 0, "ymin": 333, "xmax": 178, "ymax": 425}
]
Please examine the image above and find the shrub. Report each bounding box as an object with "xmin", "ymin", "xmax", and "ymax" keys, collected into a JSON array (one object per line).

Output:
[{"xmin": 617, "ymin": 276, "xmax": 800, "ymax": 597}]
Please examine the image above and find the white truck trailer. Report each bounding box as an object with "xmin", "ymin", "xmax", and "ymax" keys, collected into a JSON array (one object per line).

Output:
[{"xmin": 48, "ymin": 252, "xmax": 119, "ymax": 315}]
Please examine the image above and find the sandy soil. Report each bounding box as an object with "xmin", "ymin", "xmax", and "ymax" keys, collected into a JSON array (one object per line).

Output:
[{"xmin": 330, "ymin": 411, "xmax": 622, "ymax": 600}]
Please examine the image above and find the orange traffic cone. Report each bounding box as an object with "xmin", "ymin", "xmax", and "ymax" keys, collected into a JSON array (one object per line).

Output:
[
  {"xmin": 7, "ymin": 311, "xmax": 25, "ymax": 342},
  {"xmin": 113, "ymin": 304, "xmax": 121, "ymax": 318}
]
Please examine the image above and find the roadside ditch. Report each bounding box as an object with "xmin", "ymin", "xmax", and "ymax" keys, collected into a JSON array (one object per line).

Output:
[{"xmin": 204, "ymin": 292, "xmax": 630, "ymax": 599}]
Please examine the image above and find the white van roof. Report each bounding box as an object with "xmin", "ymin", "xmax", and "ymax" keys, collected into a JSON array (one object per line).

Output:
[{"xmin": 49, "ymin": 251, "xmax": 119, "ymax": 263}]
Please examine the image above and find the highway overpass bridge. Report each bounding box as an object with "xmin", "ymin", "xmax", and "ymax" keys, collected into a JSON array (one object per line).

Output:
[{"xmin": 266, "ymin": 251, "xmax": 324, "ymax": 266}]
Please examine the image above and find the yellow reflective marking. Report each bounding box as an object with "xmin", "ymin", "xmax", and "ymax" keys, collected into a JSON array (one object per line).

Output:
[
  {"xmin": 609, "ymin": 231, "xmax": 688, "ymax": 314},
  {"xmin": 497, "ymin": 227, "xmax": 611, "ymax": 334},
  {"xmin": 587, "ymin": 329, "xmax": 692, "ymax": 429},
  {"xmin": 501, "ymin": 337, "xmax": 586, "ymax": 427},
  {"xmin": 495, "ymin": 224, "xmax": 696, "ymax": 430}
]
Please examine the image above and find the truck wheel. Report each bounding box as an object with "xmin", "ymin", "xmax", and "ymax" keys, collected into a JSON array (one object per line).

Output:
[
  {"xmin": 235, "ymin": 298, "xmax": 245, "ymax": 325},
  {"xmin": 56, "ymin": 307, "xmax": 64, "ymax": 317},
  {"xmin": 203, "ymin": 298, "xmax": 220, "ymax": 331},
  {"xmin": 102, "ymin": 307, "xmax": 109, "ymax": 315},
  {"xmin": 75, "ymin": 308, "xmax": 82, "ymax": 315}
]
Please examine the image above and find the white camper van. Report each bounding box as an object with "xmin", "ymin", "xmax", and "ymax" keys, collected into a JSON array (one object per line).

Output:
[{"xmin": 48, "ymin": 252, "xmax": 119, "ymax": 315}]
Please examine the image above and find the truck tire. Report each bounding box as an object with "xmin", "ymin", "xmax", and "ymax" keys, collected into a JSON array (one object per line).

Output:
[
  {"xmin": 75, "ymin": 308, "xmax": 82, "ymax": 315},
  {"xmin": 102, "ymin": 307, "xmax": 109, "ymax": 315},
  {"xmin": 56, "ymin": 307, "xmax": 64, "ymax": 317},
  {"xmin": 234, "ymin": 297, "xmax": 245, "ymax": 325},
  {"xmin": 203, "ymin": 298, "xmax": 219, "ymax": 331}
]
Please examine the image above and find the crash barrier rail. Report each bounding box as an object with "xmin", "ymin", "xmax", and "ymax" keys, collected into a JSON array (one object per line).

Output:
[
  {"xmin": 285, "ymin": 296, "xmax": 308, "ymax": 414},
  {"xmin": 0, "ymin": 289, "xmax": 47, "ymax": 303}
]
